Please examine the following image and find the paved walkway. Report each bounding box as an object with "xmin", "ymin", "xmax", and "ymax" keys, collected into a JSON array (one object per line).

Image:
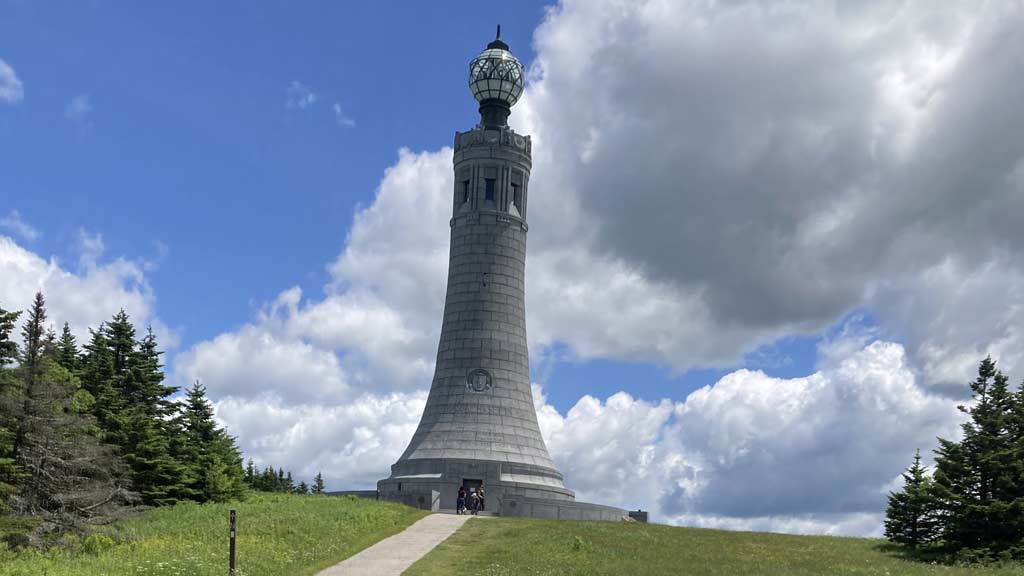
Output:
[{"xmin": 316, "ymin": 513, "xmax": 472, "ymax": 576}]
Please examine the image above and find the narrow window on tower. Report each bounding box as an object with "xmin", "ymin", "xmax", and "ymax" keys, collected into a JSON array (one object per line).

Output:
[
  {"xmin": 462, "ymin": 180, "xmax": 470, "ymax": 203},
  {"xmin": 485, "ymin": 178, "xmax": 495, "ymax": 203},
  {"xmin": 511, "ymin": 182, "xmax": 521, "ymax": 214}
]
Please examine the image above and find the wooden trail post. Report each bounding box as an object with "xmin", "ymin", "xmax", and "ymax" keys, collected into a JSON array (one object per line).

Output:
[{"xmin": 229, "ymin": 509, "xmax": 237, "ymax": 575}]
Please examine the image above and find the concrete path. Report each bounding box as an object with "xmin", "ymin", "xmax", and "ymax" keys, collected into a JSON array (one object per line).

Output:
[{"xmin": 316, "ymin": 513, "xmax": 472, "ymax": 576}]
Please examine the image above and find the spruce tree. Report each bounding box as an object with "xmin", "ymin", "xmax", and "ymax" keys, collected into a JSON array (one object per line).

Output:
[
  {"xmin": 8, "ymin": 295, "xmax": 133, "ymax": 529},
  {"xmin": 885, "ymin": 450, "xmax": 939, "ymax": 548},
  {"xmin": 13, "ymin": 358, "xmax": 134, "ymax": 525},
  {"xmin": 1009, "ymin": 379, "xmax": 1024, "ymax": 546},
  {"xmin": 13, "ymin": 293, "xmax": 48, "ymax": 463},
  {"xmin": 0, "ymin": 302, "xmax": 21, "ymax": 513},
  {"xmin": 297, "ymin": 481, "xmax": 309, "ymax": 495},
  {"xmin": 313, "ymin": 472, "xmax": 325, "ymax": 495},
  {"xmin": 245, "ymin": 459, "xmax": 256, "ymax": 487},
  {"xmin": 0, "ymin": 303, "xmax": 20, "ymax": 366},
  {"xmin": 932, "ymin": 357, "xmax": 1020, "ymax": 556},
  {"xmin": 19, "ymin": 293, "xmax": 47, "ymax": 381},
  {"xmin": 80, "ymin": 324, "xmax": 114, "ymax": 423},
  {"xmin": 80, "ymin": 312, "xmax": 187, "ymax": 506},
  {"xmin": 56, "ymin": 322, "xmax": 79, "ymax": 372},
  {"xmin": 180, "ymin": 381, "xmax": 245, "ymax": 502}
]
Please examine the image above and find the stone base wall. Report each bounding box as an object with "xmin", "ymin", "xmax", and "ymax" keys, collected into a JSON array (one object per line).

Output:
[
  {"xmin": 499, "ymin": 497, "xmax": 626, "ymax": 522},
  {"xmin": 377, "ymin": 490, "xmax": 440, "ymax": 512}
]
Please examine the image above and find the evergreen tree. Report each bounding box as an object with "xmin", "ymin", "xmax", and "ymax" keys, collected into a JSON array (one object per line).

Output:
[
  {"xmin": 42, "ymin": 327, "xmax": 58, "ymax": 359},
  {"xmin": 12, "ymin": 358, "xmax": 134, "ymax": 525},
  {"xmin": 180, "ymin": 381, "xmax": 245, "ymax": 502},
  {"xmin": 79, "ymin": 324, "xmax": 116, "ymax": 430},
  {"xmin": 313, "ymin": 472, "xmax": 325, "ymax": 495},
  {"xmin": 297, "ymin": 481, "xmax": 309, "ymax": 495},
  {"xmin": 245, "ymin": 459, "xmax": 256, "ymax": 487},
  {"xmin": 80, "ymin": 312, "xmax": 188, "ymax": 506},
  {"xmin": 13, "ymin": 293, "xmax": 48, "ymax": 464},
  {"xmin": 0, "ymin": 425, "xmax": 15, "ymax": 516},
  {"xmin": 1002, "ymin": 378, "xmax": 1024, "ymax": 552},
  {"xmin": 284, "ymin": 471, "xmax": 295, "ymax": 493},
  {"xmin": 19, "ymin": 293, "xmax": 47, "ymax": 380},
  {"xmin": 0, "ymin": 302, "xmax": 21, "ymax": 513},
  {"xmin": 56, "ymin": 322, "xmax": 79, "ymax": 372},
  {"xmin": 932, "ymin": 357, "xmax": 1021, "ymax": 556},
  {"xmin": 885, "ymin": 450, "xmax": 940, "ymax": 549},
  {"xmin": 6, "ymin": 295, "xmax": 134, "ymax": 529},
  {"xmin": 0, "ymin": 303, "xmax": 20, "ymax": 366}
]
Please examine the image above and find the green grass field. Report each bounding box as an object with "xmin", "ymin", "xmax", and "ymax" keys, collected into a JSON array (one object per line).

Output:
[
  {"xmin": 0, "ymin": 494, "xmax": 426, "ymax": 576},
  {"xmin": 406, "ymin": 517, "xmax": 1024, "ymax": 576}
]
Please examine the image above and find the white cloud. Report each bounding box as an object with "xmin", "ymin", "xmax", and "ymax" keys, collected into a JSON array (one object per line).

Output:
[
  {"xmin": 0, "ymin": 210, "xmax": 39, "ymax": 242},
  {"xmin": 0, "ymin": 234, "xmax": 177, "ymax": 349},
  {"xmin": 333, "ymin": 102, "xmax": 355, "ymax": 127},
  {"xmin": 64, "ymin": 93, "xmax": 92, "ymax": 123},
  {"xmin": 175, "ymin": 321, "xmax": 350, "ymax": 404},
  {"xmin": 537, "ymin": 339, "xmax": 961, "ymax": 536},
  {"xmin": 75, "ymin": 228, "xmax": 106, "ymax": 268},
  {"xmin": 515, "ymin": 0, "xmax": 1024, "ymax": 381},
  {"xmin": 285, "ymin": 81, "xmax": 317, "ymax": 110},
  {"xmin": 0, "ymin": 58, "xmax": 23, "ymax": 104},
  {"xmin": 169, "ymin": 0, "xmax": 1016, "ymax": 537},
  {"xmin": 869, "ymin": 254, "xmax": 1024, "ymax": 393},
  {"xmin": 213, "ymin": 391, "xmax": 426, "ymax": 490}
]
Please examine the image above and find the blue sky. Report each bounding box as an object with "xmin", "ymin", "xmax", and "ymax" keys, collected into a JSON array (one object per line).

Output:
[
  {"xmin": 2, "ymin": 1, "xmax": 1019, "ymax": 535},
  {"xmin": 1, "ymin": 1, "xmax": 544, "ymax": 343},
  {"xmin": 0, "ymin": 0, "xmax": 824, "ymax": 412}
]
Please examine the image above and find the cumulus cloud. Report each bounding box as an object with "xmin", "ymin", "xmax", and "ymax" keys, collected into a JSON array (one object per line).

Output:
[
  {"xmin": 285, "ymin": 81, "xmax": 317, "ymax": 110},
  {"xmin": 170, "ymin": 0, "xmax": 1017, "ymax": 536},
  {"xmin": 0, "ymin": 210, "xmax": 39, "ymax": 242},
  {"xmin": 212, "ymin": 391, "xmax": 426, "ymax": 490},
  {"xmin": 535, "ymin": 339, "xmax": 961, "ymax": 536},
  {"xmin": 0, "ymin": 234, "xmax": 175, "ymax": 349},
  {"xmin": 518, "ymin": 0, "xmax": 1024, "ymax": 383},
  {"xmin": 0, "ymin": 58, "xmax": 23, "ymax": 104}
]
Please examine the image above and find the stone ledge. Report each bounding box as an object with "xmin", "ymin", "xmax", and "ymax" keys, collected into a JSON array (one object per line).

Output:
[{"xmin": 499, "ymin": 496, "xmax": 626, "ymax": 522}]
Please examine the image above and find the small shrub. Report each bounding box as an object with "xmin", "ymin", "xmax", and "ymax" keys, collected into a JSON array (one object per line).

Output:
[
  {"xmin": 3, "ymin": 531, "xmax": 29, "ymax": 550},
  {"xmin": 80, "ymin": 533, "xmax": 116, "ymax": 555}
]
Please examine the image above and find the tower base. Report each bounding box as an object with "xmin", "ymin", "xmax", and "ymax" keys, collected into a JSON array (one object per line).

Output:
[{"xmin": 377, "ymin": 457, "xmax": 574, "ymax": 512}]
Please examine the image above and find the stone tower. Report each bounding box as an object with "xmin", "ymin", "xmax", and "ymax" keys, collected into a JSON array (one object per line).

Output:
[{"xmin": 377, "ymin": 29, "xmax": 574, "ymax": 509}]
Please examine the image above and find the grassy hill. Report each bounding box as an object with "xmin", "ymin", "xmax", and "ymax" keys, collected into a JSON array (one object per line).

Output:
[
  {"xmin": 5, "ymin": 503, "xmax": 1024, "ymax": 576},
  {"xmin": 406, "ymin": 517, "xmax": 1024, "ymax": 576},
  {"xmin": 0, "ymin": 494, "xmax": 426, "ymax": 576}
]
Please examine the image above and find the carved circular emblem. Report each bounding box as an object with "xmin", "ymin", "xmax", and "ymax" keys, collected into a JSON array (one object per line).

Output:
[
  {"xmin": 466, "ymin": 368, "xmax": 493, "ymax": 393},
  {"xmin": 514, "ymin": 135, "xmax": 525, "ymax": 149}
]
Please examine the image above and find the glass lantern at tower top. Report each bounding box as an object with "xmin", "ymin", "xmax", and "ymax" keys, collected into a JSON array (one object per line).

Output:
[
  {"xmin": 468, "ymin": 26, "xmax": 525, "ymax": 127},
  {"xmin": 468, "ymin": 48, "xmax": 524, "ymax": 106}
]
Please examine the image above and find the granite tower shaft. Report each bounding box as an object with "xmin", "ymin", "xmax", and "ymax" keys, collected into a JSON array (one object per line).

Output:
[{"xmin": 377, "ymin": 30, "xmax": 573, "ymax": 509}]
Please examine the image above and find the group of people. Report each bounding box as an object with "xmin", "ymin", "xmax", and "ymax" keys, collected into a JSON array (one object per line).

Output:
[{"xmin": 456, "ymin": 483, "xmax": 485, "ymax": 515}]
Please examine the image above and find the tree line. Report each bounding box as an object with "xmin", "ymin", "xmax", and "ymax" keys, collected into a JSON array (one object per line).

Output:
[
  {"xmin": 0, "ymin": 292, "xmax": 248, "ymax": 543},
  {"xmin": 244, "ymin": 462, "xmax": 326, "ymax": 495},
  {"xmin": 886, "ymin": 357, "xmax": 1024, "ymax": 562}
]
